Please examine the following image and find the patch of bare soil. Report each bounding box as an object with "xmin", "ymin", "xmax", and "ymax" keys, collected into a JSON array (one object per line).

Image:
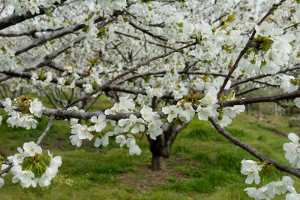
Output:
[
  {"xmin": 266, "ymin": 120, "xmax": 278, "ymax": 126},
  {"xmin": 117, "ymin": 166, "xmax": 189, "ymax": 189},
  {"xmin": 272, "ymin": 130, "xmax": 286, "ymax": 138},
  {"xmin": 259, "ymin": 119, "xmax": 286, "ymax": 138},
  {"xmin": 117, "ymin": 158, "xmax": 193, "ymax": 189}
]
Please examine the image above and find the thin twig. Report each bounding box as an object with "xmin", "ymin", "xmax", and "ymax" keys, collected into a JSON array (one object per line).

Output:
[
  {"xmin": 235, "ymin": 88, "xmax": 260, "ymax": 96},
  {"xmin": 44, "ymin": 89, "xmax": 59, "ymax": 109},
  {"xmin": 0, "ymin": 162, "xmax": 12, "ymax": 176},
  {"xmin": 0, "ymin": 0, "xmax": 8, "ymax": 16},
  {"xmin": 275, "ymin": 100, "xmax": 289, "ymax": 109},
  {"xmin": 218, "ymin": 90, "xmax": 300, "ymax": 107},
  {"xmin": 36, "ymin": 115, "xmax": 55, "ymax": 145}
]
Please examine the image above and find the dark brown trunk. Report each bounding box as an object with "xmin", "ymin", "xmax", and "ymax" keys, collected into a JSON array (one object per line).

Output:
[
  {"xmin": 151, "ymin": 155, "xmax": 167, "ymax": 170},
  {"xmin": 246, "ymin": 104, "xmax": 251, "ymax": 115},
  {"xmin": 147, "ymin": 123, "xmax": 187, "ymax": 171}
]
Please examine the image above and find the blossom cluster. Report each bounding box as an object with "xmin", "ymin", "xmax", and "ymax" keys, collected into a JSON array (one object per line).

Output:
[
  {"xmin": 279, "ymin": 75, "xmax": 300, "ymax": 108},
  {"xmin": 0, "ymin": 47, "xmax": 17, "ymax": 72},
  {"xmin": 240, "ymin": 21, "xmax": 295, "ymax": 75},
  {"xmin": 2, "ymin": 98, "xmax": 44, "ymax": 129},
  {"xmin": 283, "ymin": 133, "xmax": 300, "ymax": 168},
  {"xmin": 68, "ymin": 96, "xmax": 165, "ymax": 155},
  {"xmin": 280, "ymin": 75, "xmax": 299, "ymax": 93},
  {"xmin": 1, "ymin": 142, "xmax": 62, "ymax": 188},
  {"xmin": 8, "ymin": 0, "xmax": 63, "ymax": 15},
  {"xmin": 105, "ymin": 95, "xmax": 135, "ymax": 115},
  {"xmin": 241, "ymin": 160, "xmax": 264, "ymax": 185},
  {"xmin": 195, "ymin": 85, "xmax": 245, "ymax": 127},
  {"xmin": 162, "ymin": 102, "xmax": 195, "ymax": 123},
  {"xmin": 245, "ymin": 177, "xmax": 296, "ymax": 200},
  {"xmin": 140, "ymin": 106, "xmax": 163, "ymax": 140},
  {"xmin": 31, "ymin": 72, "xmax": 53, "ymax": 88}
]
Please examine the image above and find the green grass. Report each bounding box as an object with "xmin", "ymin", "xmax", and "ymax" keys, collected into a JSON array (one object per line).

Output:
[{"xmin": 0, "ymin": 111, "xmax": 300, "ymax": 199}]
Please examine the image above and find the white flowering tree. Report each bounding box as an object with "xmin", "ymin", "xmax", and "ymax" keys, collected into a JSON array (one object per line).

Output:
[{"xmin": 1, "ymin": 0, "xmax": 300, "ymax": 198}]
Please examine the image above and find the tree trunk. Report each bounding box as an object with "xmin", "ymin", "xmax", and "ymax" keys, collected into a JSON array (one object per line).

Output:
[
  {"xmin": 246, "ymin": 104, "xmax": 251, "ymax": 115},
  {"xmin": 258, "ymin": 104, "xmax": 263, "ymax": 121},
  {"xmin": 151, "ymin": 155, "xmax": 167, "ymax": 170},
  {"xmin": 147, "ymin": 122, "xmax": 186, "ymax": 171}
]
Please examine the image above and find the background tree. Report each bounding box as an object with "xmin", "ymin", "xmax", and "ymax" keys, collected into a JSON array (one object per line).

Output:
[{"xmin": 1, "ymin": 0, "xmax": 300, "ymax": 198}]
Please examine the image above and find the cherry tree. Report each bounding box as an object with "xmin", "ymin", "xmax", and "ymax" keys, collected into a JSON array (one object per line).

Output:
[{"xmin": 1, "ymin": 0, "xmax": 300, "ymax": 198}]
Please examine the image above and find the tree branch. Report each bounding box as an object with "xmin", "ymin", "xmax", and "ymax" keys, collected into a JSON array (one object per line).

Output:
[
  {"xmin": 114, "ymin": 31, "xmax": 178, "ymax": 50},
  {"xmin": 218, "ymin": 90, "xmax": 300, "ymax": 107},
  {"xmin": 0, "ymin": 163, "xmax": 12, "ymax": 176},
  {"xmin": 235, "ymin": 87, "xmax": 260, "ymax": 96},
  {"xmin": 209, "ymin": 116, "xmax": 300, "ymax": 178},
  {"xmin": 0, "ymin": 1, "xmax": 67, "ymax": 31},
  {"xmin": 0, "ymin": 27, "xmax": 64, "ymax": 37},
  {"xmin": 36, "ymin": 115, "xmax": 55, "ymax": 145}
]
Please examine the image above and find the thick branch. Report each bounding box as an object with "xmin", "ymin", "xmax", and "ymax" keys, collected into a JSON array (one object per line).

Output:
[
  {"xmin": 115, "ymin": 69, "xmax": 227, "ymax": 85},
  {"xmin": 209, "ymin": 117, "xmax": 300, "ymax": 178},
  {"xmin": 13, "ymin": 23, "xmax": 86, "ymax": 55},
  {"xmin": 0, "ymin": 1, "xmax": 67, "ymax": 31},
  {"xmin": 0, "ymin": 27, "xmax": 64, "ymax": 37},
  {"xmin": 219, "ymin": 90, "xmax": 300, "ymax": 107},
  {"xmin": 0, "ymin": 9, "xmax": 47, "ymax": 31},
  {"xmin": 0, "ymin": 99, "xmax": 165, "ymax": 120}
]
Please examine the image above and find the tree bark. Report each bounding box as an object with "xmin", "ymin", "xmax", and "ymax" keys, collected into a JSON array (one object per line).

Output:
[
  {"xmin": 151, "ymin": 155, "xmax": 167, "ymax": 170},
  {"xmin": 147, "ymin": 122, "xmax": 187, "ymax": 171}
]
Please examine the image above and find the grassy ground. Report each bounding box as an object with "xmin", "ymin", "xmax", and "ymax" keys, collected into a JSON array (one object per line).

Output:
[{"xmin": 0, "ymin": 108, "xmax": 300, "ymax": 199}]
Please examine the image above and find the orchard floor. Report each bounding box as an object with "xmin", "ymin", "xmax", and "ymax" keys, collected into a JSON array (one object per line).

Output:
[
  {"xmin": 1, "ymin": 112, "xmax": 300, "ymax": 200},
  {"xmin": 117, "ymin": 160, "xmax": 190, "ymax": 189}
]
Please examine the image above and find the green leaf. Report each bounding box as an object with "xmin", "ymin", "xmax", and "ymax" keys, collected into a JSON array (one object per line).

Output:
[
  {"xmin": 227, "ymin": 18, "xmax": 235, "ymax": 23},
  {"xmin": 250, "ymin": 59, "xmax": 256, "ymax": 65},
  {"xmin": 226, "ymin": 14, "xmax": 235, "ymax": 23},
  {"xmin": 176, "ymin": 22, "xmax": 184, "ymax": 27},
  {"xmin": 227, "ymin": 90, "xmax": 234, "ymax": 100}
]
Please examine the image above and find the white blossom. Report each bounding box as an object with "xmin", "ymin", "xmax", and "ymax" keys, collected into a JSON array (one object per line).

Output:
[
  {"xmin": 116, "ymin": 135, "xmax": 126, "ymax": 147},
  {"xmin": 241, "ymin": 159, "xmax": 264, "ymax": 184},
  {"xmin": 29, "ymin": 99, "xmax": 44, "ymax": 118},
  {"xmin": 23, "ymin": 142, "xmax": 42, "ymax": 157},
  {"xmin": 0, "ymin": 178, "xmax": 4, "ymax": 188},
  {"xmin": 283, "ymin": 133, "xmax": 300, "ymax": 168},
  {"xmin": 88, "ymin": 114, "xmax": 107, "ymax": 132},
  {"xmin": 162, "ymin": 105, "xmax": 183, "ymax": 123}
]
